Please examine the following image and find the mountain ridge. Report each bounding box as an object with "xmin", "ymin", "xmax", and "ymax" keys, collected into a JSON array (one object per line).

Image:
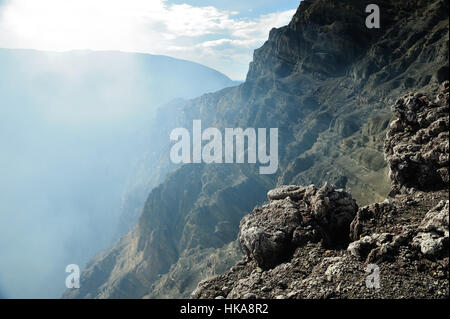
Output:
[{"xmin": 63, "ymin": 0, "xmax": 449, "ymax": 299}]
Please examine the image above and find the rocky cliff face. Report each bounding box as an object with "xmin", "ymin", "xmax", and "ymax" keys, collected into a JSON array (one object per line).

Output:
[
  {"xmin": 192, "ymin": 82, "xmax": 449, "ymax": 299},
  {"xmin": 63, "ymin": 0, "xmax": 449, "ymax": 299},
  {"xmin": 385, "ymin": 82, "xmax": 449, "ymax": 194}
]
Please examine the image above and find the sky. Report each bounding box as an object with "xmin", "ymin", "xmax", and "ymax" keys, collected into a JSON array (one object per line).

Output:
[{"xmin": 0, "ymin": 0, "xmax": 300, "ymax": 80}]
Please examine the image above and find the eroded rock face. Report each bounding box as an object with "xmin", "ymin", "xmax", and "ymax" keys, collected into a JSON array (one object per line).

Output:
[
  {"xmin": 240, "ymin": 184, "xmax": 357, "ymax": 269},
  {"xmin": 191, "ymin": 83, "xmax": 449, "ymax": 299},
  {"xmin": 385, "ymin": 81, "xmax": 449, "ymax": 194}
]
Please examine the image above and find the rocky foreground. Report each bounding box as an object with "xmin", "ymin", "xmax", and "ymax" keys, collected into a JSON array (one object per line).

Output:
[{"xmin": 192, "ymin": 82, "xmax": 449, "ymax": 299}]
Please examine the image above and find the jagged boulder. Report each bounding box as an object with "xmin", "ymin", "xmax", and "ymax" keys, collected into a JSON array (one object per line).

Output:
[
  {"xmin": 240, "ymin": 184, "xmax": 357, "ymax": 269},
  {"xmin": 385, "ymin": 81, "xmax": 449, "ymax": 194},
  {"xmin": 412, "ymin": 200, "xmax": 449, "ymax": 258},
  {"xmin": 418, "ymin": 200, "xmax": 449, "ymax": 236}
]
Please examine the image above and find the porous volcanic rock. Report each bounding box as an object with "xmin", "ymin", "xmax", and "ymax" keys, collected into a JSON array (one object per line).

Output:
[
  {"xmin": 412, "ymin": 200, "xmax": 449, "ymax": 259},
  {"xmin": 239, "ymin": 184, "xmax": 357, "ymax": 269},
  {"xmin": 385, "ymin": 81, "xmax": 449, "ymax": 195}
]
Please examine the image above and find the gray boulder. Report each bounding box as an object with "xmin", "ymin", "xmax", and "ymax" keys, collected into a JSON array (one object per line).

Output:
[{"xmin": 240, "ymin": 184, "xmax": 357, "ymax": 269}]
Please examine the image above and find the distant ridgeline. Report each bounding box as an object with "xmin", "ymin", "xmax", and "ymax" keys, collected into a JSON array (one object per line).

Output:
[{"xmin": 63, "ymin": 0, "xmax": 449, "ymax": 299}]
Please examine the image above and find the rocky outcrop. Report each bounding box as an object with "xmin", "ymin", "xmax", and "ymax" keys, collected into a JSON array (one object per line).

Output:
[
  {"xmin": 385, "ymin": 81, "xmax": 449, "ymax": 194},
  {"xmin": 192, "ymin": 84, "xmax": 449, "ymax": 299},
  {"xmin": 240, "ymin": 184, "xmax": 357, "ymax": 269}
]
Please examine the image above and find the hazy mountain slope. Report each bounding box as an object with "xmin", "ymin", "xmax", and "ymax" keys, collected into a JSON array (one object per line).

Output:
[
  {"xmin": 64, "ymin": 0, "xmax": 449, "ymax": 299},
  {"xmin": 0, "ymin": 49, "xmax": 237, "ymax": 298},
  {"xmin": 64, "ymin": 164, "xmax": 273, "ymax": 298},
  {"xmin": 115, "ymin": 99, "xmax": 192, "ymax": 237}
]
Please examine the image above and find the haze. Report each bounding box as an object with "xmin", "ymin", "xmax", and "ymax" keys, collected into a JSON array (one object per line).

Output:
[
  {"xmin": 0, "ymin": 49, "xmax": 236, "ymax": 298},
  {"xmin": 0, "ymin": 0, "xmax": 300, "ymax": 298}
]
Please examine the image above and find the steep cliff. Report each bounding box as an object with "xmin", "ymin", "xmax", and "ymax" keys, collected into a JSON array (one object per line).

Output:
[
  {"xmin": 192, "ymin": 82, "xmax": 449, "ymax": 299},
  {"xmin": 63, "ymin": 0, "xmax": 449, "ymax": 299}
]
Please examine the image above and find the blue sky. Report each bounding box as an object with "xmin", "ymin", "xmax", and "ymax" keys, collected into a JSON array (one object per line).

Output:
[{"xmin": 0, "ymin": 0, "xmax": 300, "ymax": 79}]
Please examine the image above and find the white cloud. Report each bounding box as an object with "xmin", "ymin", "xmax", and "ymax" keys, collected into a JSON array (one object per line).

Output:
[{"xmin": 0, "ymin": 0, "xmax": 295, "ymax": 79}]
